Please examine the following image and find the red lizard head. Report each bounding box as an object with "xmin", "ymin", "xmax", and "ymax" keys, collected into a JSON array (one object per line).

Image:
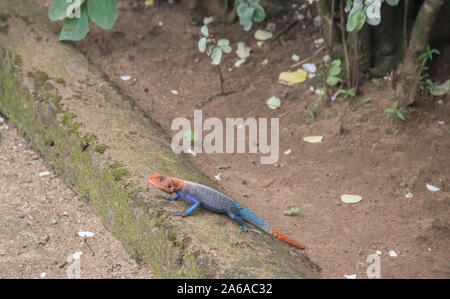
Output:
[{"xmin": 148, "ymin": 173, "xmax": 184, "ymax": 194}]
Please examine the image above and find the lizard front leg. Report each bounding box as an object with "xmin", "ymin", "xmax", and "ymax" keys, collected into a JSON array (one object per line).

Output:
[{"xmin": 167, "ymin": 193, "xmax": 200, "ymax": 217}]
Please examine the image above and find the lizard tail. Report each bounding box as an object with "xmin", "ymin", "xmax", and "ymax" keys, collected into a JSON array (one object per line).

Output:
[
  {"xmin": 239, "ymin": 205, "xmax": 306, "ymax": 250},
  {"xmin": 271, "ymin": 228, "xmax": 305, "ymax": 250}
]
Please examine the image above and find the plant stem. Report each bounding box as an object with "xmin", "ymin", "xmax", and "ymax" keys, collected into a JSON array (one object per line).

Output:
[
  {"xmin": 352, "ymin": 30, "xmax": 359, "ymax": 94},
  {"xmin": 339, "ymin": 0, "xmax": 351, "ymax": 87}
]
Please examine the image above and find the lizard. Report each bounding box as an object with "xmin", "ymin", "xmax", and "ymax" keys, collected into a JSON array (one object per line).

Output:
[{"xmin": 148, "ymin": 173, "xmax": 305, "ymax": 250}]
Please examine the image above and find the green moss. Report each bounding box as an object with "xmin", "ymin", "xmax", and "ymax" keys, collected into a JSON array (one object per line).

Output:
[
  {"xmin": 95, "ymin": 144, "xmax": 108, "ymax": 154},
  {"xmin": 56, "ymin": 78, "xmax": 66, "ymax": 86},
  {"xmin": 13, "ymin": 54, "xmax": 22, "ymax": 67},
  {"xmin": 0, "ymin": 13, "xmax": 10, "ymax": 22},
  {"xmin": 27, "ymin": 70, "xmax": 49, "ymax": 86},
  {"xmin": 112, "ymin": 168, "xmax": 127, "ymax": 181},
  {"xmin": 0, "ymin": 24, "xmax": 8, "ymax": 34},
  {"xmin": 82, "ymin": 132, "xmax": 98, "ymax": 146}
]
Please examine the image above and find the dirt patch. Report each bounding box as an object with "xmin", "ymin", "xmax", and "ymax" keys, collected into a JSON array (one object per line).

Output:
[
  {"xmin": 36, "ymin": 0, "xmax": 449, "ymax": 278},
  {"xmin": 0, "ymin": 117, "xmax": 153, "ymax": 278}
]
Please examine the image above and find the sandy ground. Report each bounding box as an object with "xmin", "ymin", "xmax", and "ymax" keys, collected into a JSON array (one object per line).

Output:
[{"xmin": 0, "ymin": 117, "xmax": 153, "ymax": 278}]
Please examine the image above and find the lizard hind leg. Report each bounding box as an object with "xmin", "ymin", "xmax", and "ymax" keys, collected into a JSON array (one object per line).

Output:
[{"xmin": 226, "ymin": 209, "xmax": 261, "ymax": 234}]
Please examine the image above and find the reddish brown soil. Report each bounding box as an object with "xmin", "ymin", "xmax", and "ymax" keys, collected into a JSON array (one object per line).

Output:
[{"xmin": 45, "ymin": 1, "xmax": 449, "ymax": 278}]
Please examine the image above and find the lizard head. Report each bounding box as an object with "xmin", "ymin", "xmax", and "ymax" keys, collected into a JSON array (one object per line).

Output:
[{"xmin": 148, "ymin": 173, "xmax": 183, "ymax": 193}]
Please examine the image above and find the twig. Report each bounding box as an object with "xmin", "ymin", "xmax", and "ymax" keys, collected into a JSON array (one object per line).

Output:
[
  {"xmin": 271, "ymin": 20, "xmax": 299, "ymax": 43},
  {"xmin": 328, "ymin": 0, "xmax": 335, "ymax": 58},
  {"xmin": 216, "ymin": 65, "xmax": 225, "ymax": 95},
  {"xmin": 340, "ymin": 0, "xmax": 351, "ymax": 87},
  {"xmin": 290, "ymin": 47, "xmax": 325, "ymax": 68},
  {"xmin": 321, "ymin": 63, "xmax": 332, "ymax": 103}
]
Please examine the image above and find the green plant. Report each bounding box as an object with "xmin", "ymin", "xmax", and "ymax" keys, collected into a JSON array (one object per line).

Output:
[
  {"xmin": 345, "ymin": 0, "xmax": 400, "ymax": 32},
  {"xmin": 419, "ymin": 44, "xmax": 441, "ymax": 64},
  {"xmin": 326, "ymin": 59, "xmax": 342, "ymax": 86},
  {"xmin": 371, "ymin": 78, "xmax": 381, "ymax": 87},
  {"xmin": 48, "ymin": 0, "xmax": 118, "ymax": 41},
  {"xmin": 235, "ymin": 0, "xmax": 266, "ymax": 31},
  {"xmin": 384, "ymin": 100, "xmax": 405, "ymax": 120},
  {"xmin": 198, "ymin": 18, "xmax": 231, "ymax": 65},
  {"xmin": 337, "ymin": 88, "xmax": 356, "ymax": 100},
  {"xmin": 283, "ymin": 207, "xmax": 300, "ymax": 216}
]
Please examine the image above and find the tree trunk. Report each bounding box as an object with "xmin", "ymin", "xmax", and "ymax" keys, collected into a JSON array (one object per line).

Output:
[{"xmin": 396, "ymin": 0, "xmax": 444, "ymax": 106}]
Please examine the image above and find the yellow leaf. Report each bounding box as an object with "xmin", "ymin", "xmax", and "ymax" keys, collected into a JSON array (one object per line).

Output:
[
  {"xmin": 145, "ymin": 0, "xmax": 154, "ymax": 6},
  {"xmin": 279, "ymin": 69, "xmax": 307, "ymax": 85},
  {"xmin": 302, "ymin": 136, "xmax": 324, "ymax": 143}
]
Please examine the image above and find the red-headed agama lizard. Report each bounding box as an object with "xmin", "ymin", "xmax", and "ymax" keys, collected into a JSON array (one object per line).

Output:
[{"xmin": 149, "ymin": 173, "xmax": 305, "ymax": 249}]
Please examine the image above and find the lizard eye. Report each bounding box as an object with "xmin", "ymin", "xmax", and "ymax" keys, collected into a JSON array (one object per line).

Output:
[
  {"xmin": 168, "ymin": 184, "xmax": 172, "ymax": 189},
  {"xmin": 159, "ymin": 177, "xmax": 163, "ymax": 183}
]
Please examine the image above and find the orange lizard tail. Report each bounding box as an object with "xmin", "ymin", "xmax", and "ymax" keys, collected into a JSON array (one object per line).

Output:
[{"xmin": 271, "ymin": 228, "xmax": 305, "ymax": 250}]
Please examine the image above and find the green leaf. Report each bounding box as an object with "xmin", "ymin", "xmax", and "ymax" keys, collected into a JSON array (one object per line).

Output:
[
  {"xmin": 210, "ymin": 47, "xmax": 223, "ymax": 65},
  {"xmin": 347, "ymin": 9, "xmax": 366, "ymax": 31},
  {"xmin": 221, "ymin": 45, "xmax": 232, "ymax": 54},
  {"xmin": 326, "ymin": 75, "xmax": 340, "ymax": 86},
  {"xmin": 198, "ymin": 37, "xmax": 207, "ymax": 52},
  {"xmin": 329, "ymin": 65, "xmax": 341, "ymax": 76},
  {"xmin": 396, "ymin": 110, "xmax": 405, "ymax": 120},
  {"xmin": 252, "ymin": 4, "xmax": 265, "ymax": 23},
  {"xmin": 87, "ymin": 0, "xmax": 118, "ymax": 29},
  {"xmin": 241, "ymin": 19, "xmax": 253, "ymax": 31},
  {"xmin": 201, "ymin": 25, "xmax": 209, "ymax": 37},
  {"xmin": 236, "ymin": 2, "xmax": 249, "ymax": 17},
  {"xmin": 385, "ymin": 0, "xmax": 400, "ymax": 6},
  {"xmin": 217, "ymin": 39, "xmax": 229, "ymax": 47},
  {"xmin": 49, "ymin": 0, "xmax": 84, "ymax": 21},
  {"xmin": 332, "ymin": 59, "xmax": 342, "ymax": 66},
  {"xmin": 59, "ymin": 5, "xmax": 89, "ymax": 41}
]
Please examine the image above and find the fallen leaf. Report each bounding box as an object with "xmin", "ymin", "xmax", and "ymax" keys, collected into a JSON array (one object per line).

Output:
[
  {"xmin": 214, "ymin": 173, "xmax": 221, "ymax": 181},
  {"xmin": 234, "ymin": 59, "xmax": 246, "ymax": 68},
  {"xmin": 426, "ymin": 183, "xmax": 440, "ymax": 192},
  {"xmin": 283, "ymin": 207, "xmax": 300, "ymax": 215},
  {"xmin": 236, "ymin": 42, "xmax": 251, "ymax": 59},
  {"xmin": 267, "ymin": 96, "xmax": 281, "ymax": 109},
  {"xmin": 302, "ymin": 136, "xmax": 324, "ymax": 143},
  {"xmin": 120, "ymin": 76, "xmax": 131, "ymax": 81},
  {"xmin": 430, "ymin": 80, "xmax": 450, "ymax": 96},
  {"xmin": 279, "ymin": 69, "xmax": 307, "ymax": 85},
  {"xmin": 77, "ymin": 231, "xmax": 94, "ymax": 238},
  {"xmin": 388, "ymin": 250, "xmax": 397, "ymax": 257},
  {"xmin": 145, "ymin": 0, "xmax": 154, "ymax": 6},
  {"xmin": 302, "ymin": 63, "xmax": 317, "ymax": 73},
  {"xmin": 284, "ymin": 149, "xmax": 292, "ymax": 155},
  {"xmin": 254, "ymin": 29, "xmax": 273, "ymax": 41},
  {"xmin": 340, "ymin": 194, "xmax": 362, "ymax": 204}
]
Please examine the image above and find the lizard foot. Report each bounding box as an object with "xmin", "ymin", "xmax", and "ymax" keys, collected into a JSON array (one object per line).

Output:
[
  {"xmin": 240, "ymin": 226, "xmax": 261, "ymax": 234},
  {"xmin": 167, "ymin": 211, "xmax": 187, "ymax": 217},
  {"xmin": 156, "ymin": 194, "xmax": 175, "ymax": 201}
]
